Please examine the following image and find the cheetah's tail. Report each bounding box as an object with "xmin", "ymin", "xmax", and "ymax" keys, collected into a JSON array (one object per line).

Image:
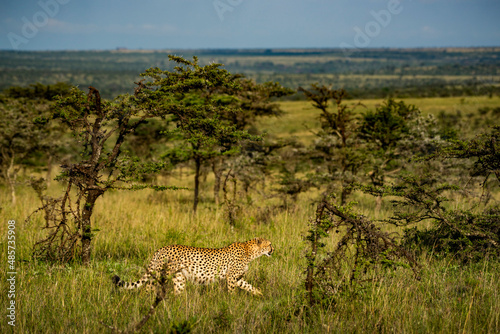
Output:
[{"xmin": 112, "ymin": 273, "xmax": 151, "ymax": 289}]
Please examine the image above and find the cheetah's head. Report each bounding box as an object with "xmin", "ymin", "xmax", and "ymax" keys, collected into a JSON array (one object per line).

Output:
[{"xmin": 249, "ymin": 237, "xmax": 274, "ymax": 258}]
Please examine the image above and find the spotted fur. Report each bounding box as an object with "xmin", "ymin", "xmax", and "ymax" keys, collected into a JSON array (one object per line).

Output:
[{"xmin": 112, "ymin": 237, "xmax": 274, "ymax": 296}]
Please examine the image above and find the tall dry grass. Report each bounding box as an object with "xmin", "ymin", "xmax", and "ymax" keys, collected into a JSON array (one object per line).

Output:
[{"xmin": 1, "ymin": 181, "xmax": 499, "ymax": 333}]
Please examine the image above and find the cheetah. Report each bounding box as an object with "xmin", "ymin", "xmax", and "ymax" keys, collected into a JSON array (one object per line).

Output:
[{"xmin": 112, "ymin": 237, "xmax": 274, "ymax": 296}]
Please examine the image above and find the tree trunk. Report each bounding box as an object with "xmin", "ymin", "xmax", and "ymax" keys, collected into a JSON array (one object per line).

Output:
[
  {"xmin": 7, "ymin": 155, "xmax": 18, "ymax": 205},
  {"xmin": 193, "ymin": 157, "xmax": 201, "ymax": 214},
  {"xmin": 212, "ymin": 158, "xmax": 223, "ymax": 206},
  {"xmin": 340, "ymin": 186, "xmax": 348, "ymax": 206},
  {"xmin": 46, "ymin": 155, "xmax": 53, "ymax": 187},
  {"xmin": 81, "ymin": 190, "xmax": 101, "ymax": 265},
  {"xmin": 8, "ymin": 178, "xmax": 16, "ymax": 205}
]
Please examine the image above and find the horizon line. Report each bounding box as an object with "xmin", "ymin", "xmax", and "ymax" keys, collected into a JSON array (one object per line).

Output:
[{"xmin": 1, "ymin": 46, "xmax": 500, "ymax": 53}]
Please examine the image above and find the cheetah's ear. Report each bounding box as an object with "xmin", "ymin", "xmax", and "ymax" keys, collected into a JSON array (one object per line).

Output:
[{"xmin": 255, "ymin": 237, "xmax": 263, "ymax": 245}]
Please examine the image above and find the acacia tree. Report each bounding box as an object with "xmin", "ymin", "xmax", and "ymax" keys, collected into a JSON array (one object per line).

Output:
[
  {"xmin": 140, "ymin": 56, "xmax": 276, "ymax": 213},
  {"xmin": 359, "ymin": 172, "xmax": 500, "ymax": 262},
  {"xmin": 211, "ymin": 78, "xmax": 294, "ymax": 205},
  {"xmin": 32, "ymin": 86, "xmax": 175, "ymax": 264},
  {"xmin": 358, "ymin": 98, "xmax": 419, "ymax": 208},
  {"xmin": 304, "ymin": 196, "xmax": 420, "ymax": 308},
  {"xmin": 299, "ymin": 85, "xmax": 365, "ymax": 205}
]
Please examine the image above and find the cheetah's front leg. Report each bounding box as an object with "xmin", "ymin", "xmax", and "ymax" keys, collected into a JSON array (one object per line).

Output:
[
  {"xmin": 227, "ymin": 267, "xmax": 263, "ymax": 296},
  {"xmin": 236, "ymin": 279, "xmax": 263, "ymax": 296}
]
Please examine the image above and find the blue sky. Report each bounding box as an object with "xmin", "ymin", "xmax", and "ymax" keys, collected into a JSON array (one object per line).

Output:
[{"xmin": 1, "ymin": 0, "xmax": 499, "ymax": 50}]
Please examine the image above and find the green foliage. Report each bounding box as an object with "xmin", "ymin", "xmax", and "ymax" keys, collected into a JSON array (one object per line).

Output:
[
  {"xmin": 122, "ymin": 118, "xmax": 172, "ymax": 160},
  {"xmin": 437, "ymin": 125, "xmax": 500, "ymax": 185},
  {"xmin": 212, "ymin": 303, "xmax": 233, "ymax": 331},
  {"xmin": 360, "ymin": 173, "xmax": 500, "ymax": 262},
  {"xmin": 359, "ymin": 98, "xmax": 418, "ymax": 150},
  {"xmin": 112, "ymin": 155, "xmax": 168, "ymax": 183},
  {"xmin": 299, "ymin": 86, "xmax": 359, "ymax": 142},
  {"xmin": 214, "ymin": 77, "xmax": 294, "ymax": 130},
  {"xmin": 4, "ymin": 82, "xmax": 72, "ymax": 100},
  {"xmin": 371, "ymin": 125, "xmax": 500, "ymax": 262},
  {"xmin": 52, "ymin": 87, "xmax": 167, "ymax": 186},
  {"xmin": 357, "ymin": 98, "xmax": 421, "ymax": 192},
  {"xmin": 360, "ymin": 173, "xmax": 459, "ymax": 226},
  {"xmin": 403, "ymin": 207, "xmax": 500, "ymax": 262},
  {"xmin": 0, "ymin": 99, "xmax": 47, "ymax": 158},
  {"xmin": 300, "ymin": 85, "xmax": 365, "ymax": 204},
  {"xmin": 0, "ymin": 96, "xmax": 55, "ymax": 204}
]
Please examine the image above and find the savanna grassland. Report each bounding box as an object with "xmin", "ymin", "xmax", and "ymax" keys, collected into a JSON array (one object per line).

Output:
[{"xmin": 1, "ymin": 92, "xmax": 500, "ymax": 333}]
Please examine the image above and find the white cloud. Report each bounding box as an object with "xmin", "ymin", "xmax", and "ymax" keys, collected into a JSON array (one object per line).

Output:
[
  {"xmin": 421, "ymin": 25, "xmax": 436, "ymax": 34},
  {"xmin": 138, "ymin": 23, "xmax": 177, "ymax": 34},
  {"xmin": 45, "ymin": 19, "xmax": 100, "ymax": 33}
]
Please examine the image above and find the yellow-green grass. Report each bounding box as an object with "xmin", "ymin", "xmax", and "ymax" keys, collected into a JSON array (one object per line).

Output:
[
  {"xmin": 1, "ymin": 95, "xmax": 500, "ymax": 333},
  {"xmin": 260, "ymin": 95, "xmax": 500, "ymax": 143},
  {"xmin": 379, "ymin": 95, "xmax": 500, "ymax": 115},
  {"xmin": 1, "ymin": 182, "xmax": 499, "ymax": 333}
]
